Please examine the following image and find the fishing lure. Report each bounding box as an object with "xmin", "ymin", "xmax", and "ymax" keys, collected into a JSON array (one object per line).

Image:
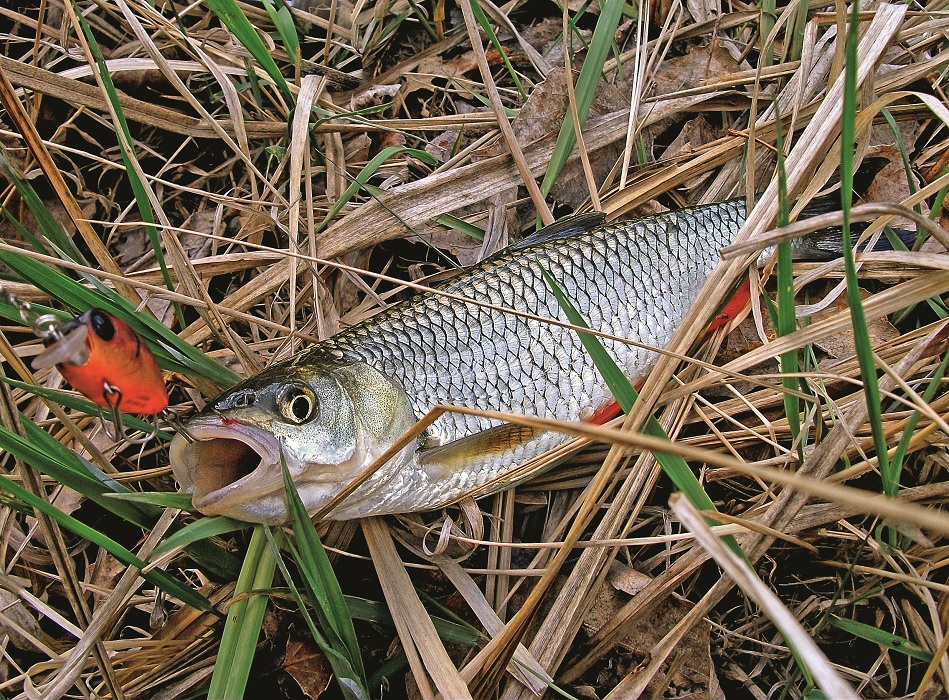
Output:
[{"xmin": 33, "ymin": 308, "xmax": 168, "ymax": 416}]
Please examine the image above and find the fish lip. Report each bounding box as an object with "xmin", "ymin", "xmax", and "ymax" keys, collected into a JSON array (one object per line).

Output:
[{"xmin": 169, "ymin": 417, "xmax": 288, "ymax": 513}]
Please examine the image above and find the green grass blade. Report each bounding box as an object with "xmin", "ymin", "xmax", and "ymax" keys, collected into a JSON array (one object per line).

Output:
[
  {"xmin": 765, "ymin": 113, "xmax": 814, "ymax": 688},
  {"xmin": 880, "ymin": 108, "xmax": 920, "ymax": 214},
  {"xmin": 341, "ymin": 595, "xmax": 479, "ymax": 645},
  {"xmin": 265, "ymin": 528, "xmax": 369, "ymax": 700},
  {"xmin": 208, "ymin": 525, "xmax": 277, "ymax": 699},
  {"xmin": 447, "ymin": 78, "xmax": 518, "ymax": 118},
  {"xmin": 760, "ymin": 0, "xmax": 776, "ymax": 65},
  {"xmin": 0, "ymin": 246, "xmax": 239, "ymax": 387},
  {"xmin": 828, "ymin": 614, "xmax": 933, "ymax": 661},
  {"xmin": 205, "ymin": 0, "xmax": 293, "ymax": 100},
  {"xmin": 150, "ymin": 515, "xmax": 246, "ymax": 558},
  {"xmin": 786, "ymin": 0, "xmax": 809, "ymax": 62},
  {"xmin": 838, "ymin": 1, "xmax": 891, "ymax": 499},
  {"xmin": 0, "ymin": 469, "xmax": 214, "ymax": 612},
  {"xmin": 261, "ymin": 0, "xmax": 300, "ymax": 62},
  {"xmin": 5, "ymin": 413, "xmax": 240, "ymax": 578},
  {"xmin": 929, "ymin": 169, "xmax": 949, "ymax": 221},
  {"xmin": 773, "ymin": 109, "xmax": 803, "ymax": 458},
  {"xmin": 469, "ymin": 0, "xmax": 527, "ymax": 99},
  {"xmin": 434, "ymin": 214, "xmax": 486, "ymax": 242},
  {"xmin": 539, "ymin": 265, "xmax": 747, "ymax": 561},
  {"xmin": 405, "ymin": 0, "xmax": 438, "ymax": 42},
  {"xmin": 0, "ymin": 420, "xmax": 155, "ymax": 526},
  {"xmin": 0, "ymin": 154, "xmax": 86, "ymax": 263},
  {"xmin": 318, "ymin": 147, "xmax": 437, "ymax": 232},
  {"xmin": 280, "ymin": 454, "xmax": 368, "ymax": 691},
  {"xmin": 71, "ymin": 2, "xmax": 184, "ymax": 328},
  {"xmin": 887, "ymin": 351, "xmax": 949, "ymax": 503},
  {"xmin": 104, "ymin": 492, "xmax": 195, "ymax": 509},
  {"xmin": 539, "ymin": 0, "xmax": 625, "ymax": 196}
]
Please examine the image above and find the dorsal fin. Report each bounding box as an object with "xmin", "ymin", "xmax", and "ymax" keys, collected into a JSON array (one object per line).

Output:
[{"xmin": 509, "ymin": 212, "xmax": 607, "ymax": 250}]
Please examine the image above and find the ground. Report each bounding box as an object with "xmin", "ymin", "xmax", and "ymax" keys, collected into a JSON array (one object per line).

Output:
[{"xmin": 0, "ymin": 0, "xmax": 949, "ymax": 698}]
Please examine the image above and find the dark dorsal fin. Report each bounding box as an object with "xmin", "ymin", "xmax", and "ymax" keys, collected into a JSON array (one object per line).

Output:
[{"xmin": 509, "ymin": 212, "xmax": 607, "ymax": 250}]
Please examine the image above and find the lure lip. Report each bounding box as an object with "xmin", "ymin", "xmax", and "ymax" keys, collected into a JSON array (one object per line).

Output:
[
  {"xmin": 32, "ymin": 323, "xmax": 90, "ymax": 369},
  {"xmin": 169, "ymin": 417, "xmax": 285, "ymax": 514}
]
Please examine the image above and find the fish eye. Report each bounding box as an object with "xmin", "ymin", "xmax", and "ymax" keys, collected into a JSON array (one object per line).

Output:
[
  {"xmin": 278, "ymin": 384, "xmax": 318, "ymax": 424},
  {"xmin": 89, "ymin": 310, "xmax": 115, "ymax": 341}
]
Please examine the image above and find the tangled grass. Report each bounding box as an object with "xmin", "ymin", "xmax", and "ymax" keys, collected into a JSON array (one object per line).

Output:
[{"xmin": 1, "ymin": 0, "xmax": 949, "ymax": 697}]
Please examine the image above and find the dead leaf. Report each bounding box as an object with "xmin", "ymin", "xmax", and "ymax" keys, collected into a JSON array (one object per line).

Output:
[
  {"xmin": 380, "ymin": 130, "xmax": 406, "ymax": 151},
  {"xmin": 582, "ymin": 580, "xmax": 722, "ymax": 699},
  {"xmin": 426, "ymin": 129, "xmax": 462, "ymax": 164},
  {"xmin": 606, "ymin": 561, "xmax": 652, "ymax": 597},
  {"xmin": 428, "ymin": 226, "xmax": 485, "ymax": 267},
  {"xmin": 522, "ymin": 17, "xmax": 569, "ymax": 61},
  {"xmin": 282, "ymin": 638, "xmax": 331, "ymax": 699},
  {"xmin": 661, "ymin": 115, "xmax": 726, "ymax": 191},
  {"xmin": 475, "ymin": 67, "xmax": 627, "ymax": 207},
  {"xmin": 349, "ymin": 82, "xmax": 400, "ymax": 112},
  {"xmin": 344, "ymin": 133, "xmax": 371, "ymax": 163},
  {"xmin": 395, "ymin": 55, "xmax": 471, "ymax": 112},
  {"xmin": 89, "ymin": 549, "xmax": 129, "ymax": 601},
  {"xmin": 717, "ymin": 284, "xmax": 898, "ymax": 371},
  {"xmin": 115, "ymin": 224, "xmax": 150, "ymax": 266},
  {"xmin": 648, "ymin": 44, "xmax": 742, "ymax": 99},
  {"xmin": 0, "ymin": 589, "xmax": 44, "ymax": 651},
  {"xmin": 812, "ymin": 287, "xmax": 899, "ymax": 365},
  {"xmin": 861, "ymin": 140, "xmax": 925, "ymax": 230}
]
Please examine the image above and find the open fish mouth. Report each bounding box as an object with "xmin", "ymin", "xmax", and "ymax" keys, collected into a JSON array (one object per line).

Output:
[{"xmin": 169, "ymin": 420, "xmax": 283, "ymax": 510}]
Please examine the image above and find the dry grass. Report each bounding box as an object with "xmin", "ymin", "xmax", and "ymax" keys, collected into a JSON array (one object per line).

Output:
[{"xmin": 1, "ymin": 0, "xmax": 949, "ymax": 698}]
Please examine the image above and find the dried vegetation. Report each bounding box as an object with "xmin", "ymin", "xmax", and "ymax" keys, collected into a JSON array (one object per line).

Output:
[{"xmin": 1, "ymin": 0, "xmax": 949, "ymax": 698}]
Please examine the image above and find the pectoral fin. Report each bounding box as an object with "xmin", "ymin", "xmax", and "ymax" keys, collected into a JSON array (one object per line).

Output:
[{"xmin": 418, "ymin": 423, "xmax": 540, "ymax": 480}]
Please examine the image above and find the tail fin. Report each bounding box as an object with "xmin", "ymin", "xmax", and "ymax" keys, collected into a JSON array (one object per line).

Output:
[{"xmin": 791, "ymin": 196, "xmax": 916, "ymax": 260}]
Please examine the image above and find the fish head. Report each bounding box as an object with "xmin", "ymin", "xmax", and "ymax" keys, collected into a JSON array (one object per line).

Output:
[{"xmin": 169, "ymin": 360, "xmax": 417, "ymax": 524}]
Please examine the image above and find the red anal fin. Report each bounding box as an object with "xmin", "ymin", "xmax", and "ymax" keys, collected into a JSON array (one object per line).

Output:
[
  {"xmin": 585, "ymin": 376, "xmax": 649, "ymax": 425},
  {"xmin": 586, "ymin": 399, "xmax": 622, "ymax": 425},
  {"xmin": 583, "ymin": 282, "xmax": 751, "ymax": 427},
  {"xmin": 706, "ymin": 278, "xmax": 752, "ymax": 333}
]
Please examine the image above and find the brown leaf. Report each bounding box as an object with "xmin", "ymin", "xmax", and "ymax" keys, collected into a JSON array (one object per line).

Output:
[
  {"xmin": 474, "ymin": 67, "xmax": 627, "ymax": 207},
  {"xmin": 862, "ymin": 139, "xmax": 924, "ymax": 229},
  {"xmin": 649, "ymin": 44, "xmax": 742, "ymax": 99},
  {"xmin": 282, "ymin": 638, "xmax": 331, "ymax": 699},
  {"xmin": 813, "ymin": 287, "xmax": 899, "ymax": 364},
  {"xmin": 606, "ymin": 561, "xmax": 652, "ymax": 597},
  {"xmin": 343, "ymin": 133, "xmax": 371, "ymax": 163},
  {"xmin": 0, "ymin": 589, "xmax": 44, "ymax": 651},
  {"xmin": 583, "ymin": 581, "xmax": 721, "ymax": 699}
]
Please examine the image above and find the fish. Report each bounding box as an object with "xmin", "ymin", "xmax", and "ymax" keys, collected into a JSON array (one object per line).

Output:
[{"xmin": 170, "ymin": 201, "xmax": 750, "ymax": 523}]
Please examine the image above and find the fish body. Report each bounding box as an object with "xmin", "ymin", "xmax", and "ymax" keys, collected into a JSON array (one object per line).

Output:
[{"xmin": 171, "ymin": 200, "xmax": 746, "ymax": 523}]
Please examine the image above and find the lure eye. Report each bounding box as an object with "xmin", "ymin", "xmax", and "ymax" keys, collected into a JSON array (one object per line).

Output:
[
  {"xmin": 278, "ymin": 384, "xmax": 318, "ymax": 424},
  {"xmin": 89, "ymin": 310, "xmax": 115, "ymax": 341}
]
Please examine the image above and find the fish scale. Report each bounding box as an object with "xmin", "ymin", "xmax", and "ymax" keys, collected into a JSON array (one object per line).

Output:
[{"xmin": 172, "ymin": 200, "xmax": 748, "ymax": 521}]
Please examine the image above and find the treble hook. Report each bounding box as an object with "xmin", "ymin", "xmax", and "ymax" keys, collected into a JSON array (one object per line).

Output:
[
  {"xmin": 98, "ymin": 383, "xmax": 158, "ymax": 445},
  {"xmin": 159, "ymin": 407, "xmax": 197, "ymax": 444}
]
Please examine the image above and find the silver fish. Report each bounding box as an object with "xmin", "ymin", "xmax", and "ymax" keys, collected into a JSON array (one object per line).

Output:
[{"xmin": 170, "ymin": 201, "xmax": 746, "ymax": 523}]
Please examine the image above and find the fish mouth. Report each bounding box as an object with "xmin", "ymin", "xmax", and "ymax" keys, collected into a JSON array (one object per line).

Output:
[{"xmin": 169, "ymin": 419, "xmax": 285, "ymax": 514}]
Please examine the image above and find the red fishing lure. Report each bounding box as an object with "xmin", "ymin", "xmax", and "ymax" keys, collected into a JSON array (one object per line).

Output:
[{"xmin": 33, "ymin": 308, "xmax": 168, "ymax": 414}]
